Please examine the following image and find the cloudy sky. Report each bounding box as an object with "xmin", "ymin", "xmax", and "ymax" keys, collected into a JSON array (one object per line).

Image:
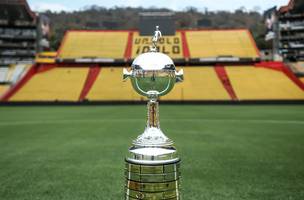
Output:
[{"xmin": 27, "ymin": 0, "xmax": 289, "ymax": 13}]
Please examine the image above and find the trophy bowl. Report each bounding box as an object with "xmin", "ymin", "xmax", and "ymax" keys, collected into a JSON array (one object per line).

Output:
[{"xmin": 124, "ymin": 52, "xmax": 183, "ymax": 98}]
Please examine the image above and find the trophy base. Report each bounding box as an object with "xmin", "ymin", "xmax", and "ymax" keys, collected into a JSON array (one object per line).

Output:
[{"xmin": 125, "ymin": 159, "xmax": 181, "ymax": 200}]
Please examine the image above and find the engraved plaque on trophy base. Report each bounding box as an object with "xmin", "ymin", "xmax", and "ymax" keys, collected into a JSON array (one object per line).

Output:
[{"xmin": 125, "ymin": 160, "xmax": 181, "ymax": 200}]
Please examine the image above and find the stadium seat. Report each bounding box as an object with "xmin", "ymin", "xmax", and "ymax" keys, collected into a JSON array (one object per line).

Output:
[
  {"xmin": 36, "ymin": 52, "xmax": 57, "ymax": 64},
  {"xmin": 86, "ymin": 67, "xmax": 142, "ymax": 101},
  {"xmin": 300, "ymin": 77, "xmax": 304, "ymax": 83},
  {"xmin": 132, "ymin": 32, "xmax": 184, "ymax": 59},
  {"xmin": 186, "ymin": 30, "xmax": 259, "ymax": 59},
  {"xmin": 9, "ymin": 67, "xmax": 89, "ymax": 101},
  {"xmin": 0, "ymin": 85, "xmax": 9, "ymax": 96},
  {"xmin": 226, "ymin": 66, "xmax": 304, "ymax": 100},
  {"xmin": 58, "ymin": 31, "xmax": 129, "ymax": 59},
  {"xmin": 161, "ymin": 67, "xmax": 230, "ymax": 101}
]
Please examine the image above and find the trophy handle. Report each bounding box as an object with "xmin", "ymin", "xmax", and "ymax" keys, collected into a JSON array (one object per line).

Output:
[
  {"xmin": 123, "ymin": 68, "xmax": 132, "ymax": 81},
  {"xmin": 175, "ymin": 69, "xmax": 184, "ymax": 83}
]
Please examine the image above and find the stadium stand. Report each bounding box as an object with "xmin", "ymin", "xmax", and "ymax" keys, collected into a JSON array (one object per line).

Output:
[
  {"xmin": 86, "ymin": 67, "xmax": 142, "ymax": 101},
  {"xmin": 1, "ymin": 27, "xmax": 303, "ymax": 103},
  {"xmin": 1, "ymin": 1, "xmax": 303, "ymax": 103},
  {"xmin": 9, "ymin": 67, "xmax": 88, "ymax": 101},
  {"xmin": 2, "ymin": 64, "xmax": 304, "ymax": 102},
  {"xmin": 226, "ymin": 66, "xmax": 304, "ymax": 100},
  {"xmin": 57, "ymin": 31, "xmax": 129, "ymax": 60},
  {"xmin": 185, "ymin": 30, "xmax": 259, "ymax": 59},
  {"xmin": 0, "ymin": 0, "xmax": 37, "ymax": 66},
  {"xmin": 278, "ymin": 0, "xmax": 304, "ymax": 62},
  {"xmin": 56, "ymin": 29, "xmax": 259, "ymax": 63},
  {"xmin": 161, "ymin": 67, "xmax": 231, "ymax": 101}
]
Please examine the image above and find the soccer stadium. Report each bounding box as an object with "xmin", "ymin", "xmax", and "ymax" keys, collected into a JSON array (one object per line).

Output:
[{"xmin": 0, "ymin": 0, "xmax": 304, "ymax": 199}]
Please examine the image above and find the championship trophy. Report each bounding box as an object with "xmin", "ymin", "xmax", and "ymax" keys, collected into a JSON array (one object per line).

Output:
[{"xmin": 123, "ymin": 26, "xmax": 184, "ymax": 200}]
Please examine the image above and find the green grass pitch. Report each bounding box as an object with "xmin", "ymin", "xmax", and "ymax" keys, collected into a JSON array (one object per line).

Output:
[{"xmin": 0, "ymin": 105, "xmax": 304, "ymax": 200}]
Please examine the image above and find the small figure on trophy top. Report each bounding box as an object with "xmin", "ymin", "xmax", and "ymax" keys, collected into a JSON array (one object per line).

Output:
[{"xmin": 150, "ymin": 26, "xmax": 162, "ymax": 52}]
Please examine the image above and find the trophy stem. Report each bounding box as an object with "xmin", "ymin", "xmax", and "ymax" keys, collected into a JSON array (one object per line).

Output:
[{"xmin": 147, "ymin": 99, "xmax": 160, "ymax": 128}]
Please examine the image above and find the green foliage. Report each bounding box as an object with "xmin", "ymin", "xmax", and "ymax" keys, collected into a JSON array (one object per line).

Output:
[
  {"xmin": 42, "ymin": 6, "xmax": 269, "ymax": 51},
  {"xmin": 0, "ymin": 105, "xmax": 303, "ymax": 199}
]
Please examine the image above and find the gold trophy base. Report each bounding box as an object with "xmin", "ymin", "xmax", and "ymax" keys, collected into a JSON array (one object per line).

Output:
[{"xmin": 125, "ymin": 160, "xmax": 181, "ymax": 200}]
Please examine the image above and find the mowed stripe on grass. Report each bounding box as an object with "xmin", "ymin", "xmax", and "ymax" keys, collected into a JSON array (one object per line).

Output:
[
  {"xmin": 0, "ymin": 118, "xmax": 304, "ymax": 126},
  {"xmin": 0, "ymin": 105, "xmax": 303, "ymax": 200}
]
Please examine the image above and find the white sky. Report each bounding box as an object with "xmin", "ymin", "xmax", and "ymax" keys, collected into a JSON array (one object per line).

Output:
[{"xmin": 28, "ymin": 0, "xmax": 290, "ymax": 13}]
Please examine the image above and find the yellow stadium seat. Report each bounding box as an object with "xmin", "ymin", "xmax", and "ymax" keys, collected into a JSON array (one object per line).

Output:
[
  {"xmin": 300, "ymin": 77, "xmax": 304, "ymax": 83},
  {"xmin": 186, "ymin": 30, "xmax": 259, "ymax": 59},
  {"xmin": 10, "ymin": 67, "xmax": 88, "ymax": 101},
  {"xmin": 132, "ymin": 32, "xmax": 184, "ymax": 59},
  {"xmin": 161, "ymin": 67, "xmax": 230, "ymax": 101},
  {"xmin": 87, "ymin": 67, "xmax": 142, "ymax": 101},
  {"xmin": 35, "ymin": 58, "xmax": 56, "ymax": 64},
  {"xmin": 38, "ymin": 52, "xmax": 57, "ymax": 57},
  {"xmin": 226, "ymin": 66, "xmax": 304, "ymax": 100},
  {"xmin": 0, "ymin": 85, "xmax": 9, "ymax": 97},
  {"xmin": 58, "ymin": 31, "xmax": 129, "ymax": 59},
  {"xmin": 36, "ymin": 52, "xmax": 57, "ymax": 64}
]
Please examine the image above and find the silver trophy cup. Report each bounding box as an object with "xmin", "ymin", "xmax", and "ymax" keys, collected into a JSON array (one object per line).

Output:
[{"xmin": 123, "ymin": 26, "xmax": 184, "ymax": 200}]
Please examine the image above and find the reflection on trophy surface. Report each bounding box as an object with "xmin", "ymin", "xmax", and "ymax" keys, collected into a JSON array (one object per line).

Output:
[{"xmin": 123, "ymin": 26, "xmax": 184, "ymax": 200}]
